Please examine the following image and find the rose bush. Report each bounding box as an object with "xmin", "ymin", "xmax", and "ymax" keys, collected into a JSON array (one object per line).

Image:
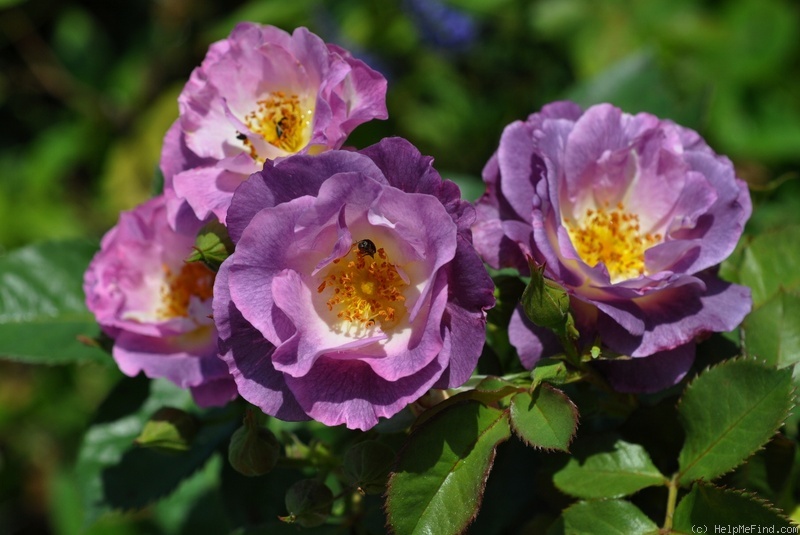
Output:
[
  {"xmin": 83, "ymin": 195, "xmax": 236, "ymax": 406},
  {"xmin": 473, "ymin": 101, "xmax": 752, "ymax": 392},
  {"xmin": 161, "ymin": 22, "xmax": 388, "ymax": 229},
  {"xmin": 214, "ymin": 137, "xmax": 495, "ymax": 430}
]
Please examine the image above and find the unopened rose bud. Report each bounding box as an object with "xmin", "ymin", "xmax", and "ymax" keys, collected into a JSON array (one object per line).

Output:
[
  {"xmin": 521, "ymin": 258, "xmax": 578, "ymax": 341},
  {"xmin": 282, "ymin": 479, "xmax": 333, "ymax": 528},
  {"xmin": 227, "ymin": 409, "xmax": 280, "ymax": 477}
]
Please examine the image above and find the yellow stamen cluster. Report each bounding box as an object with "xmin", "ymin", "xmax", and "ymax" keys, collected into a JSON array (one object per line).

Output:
[
  {"xmin": 565, "ymin": 202, "xmax": 661, "ymax": 283},
  {"xmin": 157, "ymin": 262, "xmax": 215, "ymax": 319},
  {"xmin": 243, "ymin": 91, "xmax": 312, "ymax": 157},
  {"xmin": 317, "ymin": 246, "xmax": 407, "ymax": 334}
]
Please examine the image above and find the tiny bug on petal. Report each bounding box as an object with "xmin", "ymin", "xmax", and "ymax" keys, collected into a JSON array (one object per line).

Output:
[{"xmin": 355, "ymin": 239, "xmax": 377, "ymax": 258}]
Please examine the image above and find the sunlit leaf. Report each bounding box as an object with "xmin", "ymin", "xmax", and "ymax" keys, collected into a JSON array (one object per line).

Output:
[
  {"xmin": 412, "ymin": 378, "xmax": 519, "ymax": 429},
  {"xmin": 509, "ymin": 385, "xmax": 578, "ymax": 452},
  {"xmin": 386, "ymin": 400, "xmax": 511, "ymax": 535},
  {"xmin": 677, "ymin": 359, "xmax": 793, "ymax": 485},
  {"xmin": 554, "ymin": 438, "xmax": 667, "ymax": 499},
  {"xmin": 561, "ymin": 499, "xmax": 660, "ymax": 535},
  {"xmin": 0, "ymin": 240, "xmax": 109, "ymax": 364},
  {"xmin": 732, "ymin": 226, "xmax": 800, "ymax": 307},
  {"xmin": 743, "ymin": 289, "xmax": 800, "ymax": 368}
]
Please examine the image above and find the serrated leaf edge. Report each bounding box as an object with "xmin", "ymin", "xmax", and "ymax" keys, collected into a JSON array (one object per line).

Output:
[
  {"xmin": 683, "ymin": 481, "xmax": 798, "ymax": 526},
  {"xmin": 676, "ymin": 356, "xmax": 796, "ymax": 484},
  {"xmin": 384, "ymin": 401, "xmax": 511, "ymax": 535},
  {"xmin": 509, "ymin": 384, "xmax": 579, "ymax": 453}
]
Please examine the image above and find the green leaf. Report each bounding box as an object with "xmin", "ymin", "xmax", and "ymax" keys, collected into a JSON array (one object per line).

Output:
[
  {"xmin": 733, "ymin": 226, "xmax": 800, "ymax": 307},
  {"xmin": 726, "ymin": 434, "xmax": 797, "ymax": 510},
  {"xmin": 509, "ymin": 385, "xmax": 578, "ymax": 452},
  {"xmin": 75, "ymin": 376, "xmax": 236, "ymax": 525},
  {"xmin": 561, "ymin": 499, "xmax": 660, "ymax": 535},
  {"xmin": 185, "ymin": 220, "xmax": 234, "ymax": 272},
  {"xmin": 532, "ymin": 357, "xmax": 580, "ymax": 388},
  {"xmin": 677, "ymin": 359, "xmax": 794, "ymax": 485},
  {"xmin": 101, "ymin": 404, "xmax": 238, "ymax": 510},
  {"xmin": 474, "ymin": 375, "xmax": 520, "ymax": 393},
  {"xmin": 672, "ymin": 482, "xmax": 795, "ymax": 530},
  {"xmin": 743, "ymin": 289, "xmax": 800, "ymax": 368},
  {"xmin": 342, "ymin": 440, "xmax": 395, "ymax": 495},
  {"xmin": 386, "ymin": 400, "xmax": 511, "ymax": 535},
  {"xmin": 412, "ymin": 378, "xmax": 520, "ymax": 429},
  {"xmin": 152, "ymin": 456, "xmax": 229, "ymax": 535},
  {"xmin": 76, "ymin": 376, "xmax": 190, "ymax": 525},
  {"xmin": 220, "ymin": 464, "xmax": 304, "ymax": 528},
  {"xmin": 0, "ymin": 239, "xmax": 110, "ymax": 364},
  {"xmin": 565, "ymin": 51, "xmax": 705, "ymax": 130},
  {"xmin": 135, "ymin": 407, "xmax": 198, "ymax": 452},
  {"xmin": 231, "ymin": 522, "xmax": 339, "ymax": 535},
  {"xmin": 553, "ymin": 438, "xmax": 668, "ymax": 499},
  {"xmin": 282, "ymin": 479, "xmax": 333, "ymax": 528}
]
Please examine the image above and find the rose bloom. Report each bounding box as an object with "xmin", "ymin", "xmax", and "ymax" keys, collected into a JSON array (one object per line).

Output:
[
  {"xmin": 84, "ymin": 195, "xmax": 236, "ymax": 406},
  {"xmin": 473, "ymin": 102, "xmax": 752, "ymax": 392},
  {"xmin": 161, "ymin": 22, "xmax": 388, "ymax": 229},
  {"xmin": 214, "ymin": 137, "xmax": 495, "ymax": 430}
]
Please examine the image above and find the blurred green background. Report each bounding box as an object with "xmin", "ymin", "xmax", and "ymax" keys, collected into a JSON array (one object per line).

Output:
[{"xmin": 1, "ymin": 0, "xmax": 798, "ymax": 533}]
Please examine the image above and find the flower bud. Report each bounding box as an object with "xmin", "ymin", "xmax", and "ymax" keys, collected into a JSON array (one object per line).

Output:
[
  {"xmin": 282, "ymin": 479, "xmax": 333, "ymax": 528},
  {"xmin": 521, "ymin": 258, "xmax": 578, "ymax": 340},
  {"xmin": 135, "ymin": 407, "xmax": 197, "ymax": 452},
  {"xmin": 227, "ymin": 409, "xmax": 280, "ymax": 477},
  {"xmin": 343, "ymin": 440, "xmax": 395, "ymax": 495}
]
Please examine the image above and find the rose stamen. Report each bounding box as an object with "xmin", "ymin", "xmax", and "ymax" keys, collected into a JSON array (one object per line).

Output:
[
  {"xmin": 317, "ymin": 246, "xmax": 407, "ymax": 336},
  {"xmin": 565, "ymin": 202, "xmax": 661, "ymax": 283},
  {"xmin": 242, "ymin": 91, "xmax": 314, "ymax": 158},
  {"xmin": 157, "ymin": 262, "xmax": 215, "ymax": 319}
]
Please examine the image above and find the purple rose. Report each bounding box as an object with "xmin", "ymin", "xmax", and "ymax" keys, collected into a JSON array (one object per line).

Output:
[
  {"xmin": 84, "ymin": 195, "xmax": 236, "ymax": 407},
  {"xmin": 473, "ymin": 102, "xmax": 752, "ymax": 392},
  {"xmin": 161, "ymin": 22, "xmax": 389, "ymax": 229},
  {"xmin": 214, "ymin": 137, "xmax": 495, "ymax": 430}
]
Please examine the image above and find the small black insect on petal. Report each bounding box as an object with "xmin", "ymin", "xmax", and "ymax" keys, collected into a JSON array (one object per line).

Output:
[{"xmin": 356, "ymin": 239, "xmax": 377, "ymax": 258}]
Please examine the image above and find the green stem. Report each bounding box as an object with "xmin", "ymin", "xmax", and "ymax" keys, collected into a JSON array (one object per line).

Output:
[
  {"xmin": 663, "ymin": 474, "xmax": 679, "ymax": 532},
  {"xmin": 460, "ymin": 371, "xmax": 531, "ymax": 389},
  {"xmin": 560, "ymin": 334, "xmax": 582, "ymax": 368}
]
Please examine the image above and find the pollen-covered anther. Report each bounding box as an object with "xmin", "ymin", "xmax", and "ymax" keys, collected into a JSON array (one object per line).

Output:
[
  {"xmin": 157, "ymin": 262, "xmax": 215, "ymax": 319},
  {"xmin": 565, "ymin": 203, "xmax": 662, "ymax": 283},
  {"xmin": 317, "ymin": 247, "xmax": 407, "ymax": 334},
  {"xmin": 242, "ymin": 91, "xmax": 313, "ymax": 158}
]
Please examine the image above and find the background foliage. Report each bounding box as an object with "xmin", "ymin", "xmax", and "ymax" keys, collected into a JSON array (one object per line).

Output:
[{"xmin": 1, "ymin": 0, "xmax": 799, "ymax": 533}]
